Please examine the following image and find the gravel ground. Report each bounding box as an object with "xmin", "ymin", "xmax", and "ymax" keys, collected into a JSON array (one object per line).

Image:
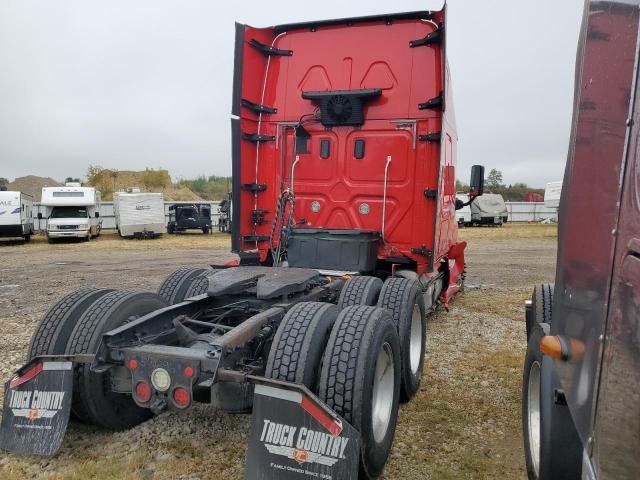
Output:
[{"xmin": 0, "ymin": 225, "xmax": 557, "ymax": 479}]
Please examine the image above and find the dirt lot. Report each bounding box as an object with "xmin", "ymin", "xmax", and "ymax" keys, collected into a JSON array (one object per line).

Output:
[{"xmin": 0, "ymin": 224, "xmax": 557, "ymax": 479}]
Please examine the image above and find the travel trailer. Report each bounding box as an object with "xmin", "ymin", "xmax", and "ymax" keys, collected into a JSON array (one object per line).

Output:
[
  {"xmin": 113, "ymin": 189, "xmax": 165, "ymax": 239},
  {"xmin": 40, "ymin": 183, "xmax": 102, "ymax": 242},
  {"xmin": 470, "ymin": 193, "xmax": 508, "ymax": 226},
  {"xmin": 0, "ymin": 188, "xmax": 34, "ymax": 241}
]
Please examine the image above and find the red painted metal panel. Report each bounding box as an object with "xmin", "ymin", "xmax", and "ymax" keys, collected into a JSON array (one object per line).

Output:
[{"xmin": 232, "ymin": 9, "xmax": 456, "ymax": 275}]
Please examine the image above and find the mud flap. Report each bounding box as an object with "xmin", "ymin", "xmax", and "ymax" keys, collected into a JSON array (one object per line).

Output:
[
  {"xmin": 0, "ymin": 359, "xmax": 73, "ymax": 456},
  {"xmin": 442, "ymin": 240, "xmax": 467, "ymax": 309},
  {"xmin": 245, "ymin": 377, "xmax": 361, "ymax": 480}
]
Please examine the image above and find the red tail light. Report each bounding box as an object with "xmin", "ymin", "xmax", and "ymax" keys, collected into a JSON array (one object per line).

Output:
[
  {"xmin": 135, "ymin": 381, "xmax": 151, "ymax": 403},
  {"xmin": 183, "ymin": 366, "xmax": 194, "ymax": 378},
  {"xmin": 173, "ymin": 387, "xmax": 190, "ymax": 408}
]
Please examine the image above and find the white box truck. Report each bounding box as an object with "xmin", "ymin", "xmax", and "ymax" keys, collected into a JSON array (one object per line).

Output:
[
  {"xmin": 40, "ymin": 183, "xmax": 102, "ymax": 243},
  {"xmin": 113, "ymin": 189, "xmax": 165, "ymax": 238},
  {"xmin": 0, "ymin": 188, "xmax": 35, "ymax": 241}
]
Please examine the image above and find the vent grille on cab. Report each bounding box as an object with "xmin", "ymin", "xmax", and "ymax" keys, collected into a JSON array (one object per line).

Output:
[{"xmin": 302, "ymin": 89, "xmax": 382, "ymax": 127}]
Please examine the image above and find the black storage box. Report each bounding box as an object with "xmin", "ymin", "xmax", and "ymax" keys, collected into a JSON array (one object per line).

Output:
[{"xmin": 287, "ymin": 229, "xmax": 380, "ymax": 272}]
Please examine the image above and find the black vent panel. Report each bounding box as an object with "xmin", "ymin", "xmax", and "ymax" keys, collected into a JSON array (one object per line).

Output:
[{"xmin": 302, "ymin": 89, "xmax": 382, "ymax": 127}]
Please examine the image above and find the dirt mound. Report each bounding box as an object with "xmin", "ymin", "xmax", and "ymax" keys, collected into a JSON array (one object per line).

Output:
[
  {"xmin": 87, "ymin": 169, "xmax": 201, "ymax": 201},
  {"xmin": 7, "ymin": 176, "xmax": 62, "ymax": 201}
]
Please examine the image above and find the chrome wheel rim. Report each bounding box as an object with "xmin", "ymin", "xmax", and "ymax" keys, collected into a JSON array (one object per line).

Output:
[
  {"xmin": 527, "ymin": 360, "xmax": 541, "ymax": 476},
  {"xmin": 409, "ymin": 304, "xmax": 423, "ymax": 374},
  {"xmin": 371, "ymin": 342, "xmax": 395, "ymax": 443}
]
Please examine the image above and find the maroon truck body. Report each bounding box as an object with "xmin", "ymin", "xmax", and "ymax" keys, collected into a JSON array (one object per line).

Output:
[{"xmin": 524, "ymin": 1, "xmax": 640, "ymax": 478}]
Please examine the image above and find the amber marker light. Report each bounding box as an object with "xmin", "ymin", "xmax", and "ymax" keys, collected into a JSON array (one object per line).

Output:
[
  {"xmin": 539, "ymin": 335, "xmax": 585, "ymax": 362},
  {"xmin": 540, "ymin": 336, "xmax": 564, "ymax": 360}
]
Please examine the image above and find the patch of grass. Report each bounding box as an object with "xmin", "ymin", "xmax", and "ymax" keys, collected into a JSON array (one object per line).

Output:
[
  {"xmin": 459, "ymin": 223, "xmax": 557, "ymax": 241},
  {"xmin": 455, "ymin": 287, "xmax": 531, "ymax": 320}
]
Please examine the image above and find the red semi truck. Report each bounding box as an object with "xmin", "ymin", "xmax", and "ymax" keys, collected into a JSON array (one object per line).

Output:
[
  {"xmin": 522, "ymin": 1, "xmax": 640, "ymax": 479},
  {"xmin": 0, "ymin": 7, "xmax": 481, "ymax": 479}
]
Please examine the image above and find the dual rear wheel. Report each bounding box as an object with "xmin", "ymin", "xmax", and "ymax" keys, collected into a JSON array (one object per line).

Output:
[
  {"xmin": 28, "ymin": 288, "xmax": 167, "ymax": 429},
  {"xmin": 266, "ymin": 275, "xmax": 428, "ymax": 478},
  {"xmin": 266, "ymin": 302, "xmax": 401, "ymax": 479}
]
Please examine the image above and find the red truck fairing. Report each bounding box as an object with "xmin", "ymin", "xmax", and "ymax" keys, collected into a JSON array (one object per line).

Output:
[{"xmin": 231, "ymin": 9, "xmax": 459, "ymax": 276}]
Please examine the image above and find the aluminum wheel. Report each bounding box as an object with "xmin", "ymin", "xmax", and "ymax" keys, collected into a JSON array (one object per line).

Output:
[
  {"xmin": 371, "ymin": 341, "xmax": 395, "ymax": 443},
  {"xmin": 527, "ymin": 360, "xmax": 541, "ymax": 476},
  {"xmin": 409, "ymin": 304, "xmax": 423, "ymax": 374}
]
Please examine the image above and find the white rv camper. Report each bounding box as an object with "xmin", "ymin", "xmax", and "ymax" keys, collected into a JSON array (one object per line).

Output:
[
  {"xmin": 544, "ymin": 180, "xmax": 562, "ymax": 208},
  {"xmin": 113, "ymin": 189, "xmax": 165, "ymax": 238},
  {"xmin": 0, "ymin": 188, "xmax": 34, "ymax": 241},
  {"xmin": 456, "ymin": 193, "xmax": 472, "ymax": 227},
  {"xmin": 40, "ymin": 183, "xmax": 102, "ymax": 242},
  {"xmin": 470, "ymin": 193, "xmax": 508, "ymax": 226}
]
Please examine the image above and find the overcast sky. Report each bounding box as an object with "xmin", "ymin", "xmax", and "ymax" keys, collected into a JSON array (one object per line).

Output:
[{"xmin": 0, "ymin": 0, "xmax": 584, "ymax": 187}]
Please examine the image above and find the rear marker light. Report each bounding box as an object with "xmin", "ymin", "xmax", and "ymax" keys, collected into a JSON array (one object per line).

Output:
[
  {"xmin": 151, "ymin": 368, "xmax": 171, "ymax": 392},
  {"xmin": 128, "ymin": 359, "xmax": 138, "ymax": 369},
  {"xmin": 184, "ymin": 366, "xmax": 194, "ymax": 378},
  {"xmin": 173, "ymin": 387, "xmax": 190, "ymax": 408},
  {"xmin": 135, "ymin": 382, "xmax": 151, "ymax": 402}
]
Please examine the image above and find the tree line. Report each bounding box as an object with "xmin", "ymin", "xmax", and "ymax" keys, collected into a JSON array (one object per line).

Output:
[{"xmin": 457, "ymin": 168, "xmax": 544, "ymax": 202}]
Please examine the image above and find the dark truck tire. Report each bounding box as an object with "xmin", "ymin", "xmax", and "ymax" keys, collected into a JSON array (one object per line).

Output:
[
  {"xmin": 66, "ymin": 290, "xmax": 167, "ymax": 429},
  {"xmin": 28, "ymin": 287, "xmax": 114, "ymax": 360},
  {"xmin": 158, "ymin": 266, "xmax": 207, "ymax": 304},
  {"xmin": 337, "ymin": 276, "xmax": 383, "ymax": 310},
  {"xmin": 522, "ymin": 324, "xmax": 582, "ymax": 480},
  {"xmin": 527, "ymin": 284, "xmax": 554, "ymax": 339},
  {"xmin": 319, "ymin": 306, "xmax": 401, "ymax": 480},
  {"xmin": 377, "ymin": 277, "xmax": 427, "ymax": 402},
  {"xmin": 184, "ymin": 271, "xmax": 215, "ymax": 298},
  {"xmin": 266, "ymin": 302, "xmax": 339, "ymax": 393}
]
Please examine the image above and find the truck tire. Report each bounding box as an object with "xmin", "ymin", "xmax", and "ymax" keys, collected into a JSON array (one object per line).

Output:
[
  {"xmin": 318, "ymin": 306, "xmax": 401, "ymax": 480},
  {"xmin": 337, "ymin": 276, "xmax": 383, "ymax": 310},
  {"xmin": 27, "ymin": 287, "xmax": 114, "ymax": 360},
  {"xmin": 157, "ymin": 266, "xmax": 207, "ymax": 304},
  {"xmin": 266, "ymin": 302, "xmax": 339, "ymax": 393},
  {"xmin": 66, "ymin": 290, "xmax": 167, "ymax": 429},
  {"xmin": 522, "ymin": 324, "xmax": 581, "ymax": 480},
  {"xmin": 527, "ymin": 284, "xmax": 554, "ymax": 339},
  {"xmin": 184, "ymin": 271, "xmax": 214, "ymax": 298},
  {"xmin": 377, "ymin": 277, "xmax": 427, "ymax": 402}
]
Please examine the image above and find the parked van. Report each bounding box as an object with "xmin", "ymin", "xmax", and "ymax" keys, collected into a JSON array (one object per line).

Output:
[
  {"xmin": 113, "ymin": 189, "xmax": 165, "ymax": 238},
  {"xmin": 0, "ymin": 188, "xmax": 34, "ymax": 241},
  {"xmin": 471, "ymin": 193, "xmax": 508, "ymax": 226},
  {"xmin": 40, "ymin": 183, "xmax": 102, "ymax": 242}
]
